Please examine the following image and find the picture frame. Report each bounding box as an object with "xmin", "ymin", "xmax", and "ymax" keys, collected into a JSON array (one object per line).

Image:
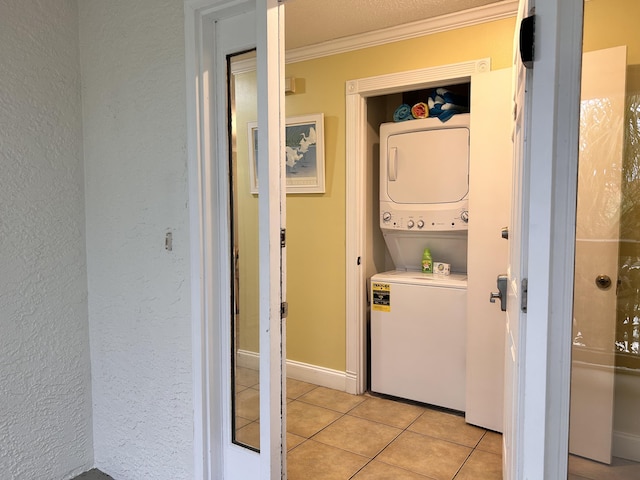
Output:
[{"xmin": 248, "ymin": 113, "xmax": 325, "ymax": 194}]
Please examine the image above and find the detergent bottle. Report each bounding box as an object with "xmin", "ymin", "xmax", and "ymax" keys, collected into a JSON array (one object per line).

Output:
[{"xmin": 421, "ymin": 248, "xmax": 433, "ymax": 273}]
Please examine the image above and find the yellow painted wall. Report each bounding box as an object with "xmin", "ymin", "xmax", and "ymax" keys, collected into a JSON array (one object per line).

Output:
[
  {"xmin": 284, "ymin": 17, "xmax": 516, "ymax": 371},
  {"xmin": 584, "ymin": 0, "xmax": 640, "ymax": 64}
]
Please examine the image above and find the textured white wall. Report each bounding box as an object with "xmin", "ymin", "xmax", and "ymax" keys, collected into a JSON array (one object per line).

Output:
[
  {"xmin": 78, "ymin": 1, "xmax": 193, "ymax": 478},
  {"xmin": 0, "ymin": 1, "xmax": 93, "ymax": 479}
]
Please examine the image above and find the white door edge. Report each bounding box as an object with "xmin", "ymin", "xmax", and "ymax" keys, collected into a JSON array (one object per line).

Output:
[
  {"xmin": 514, "ymin": 0, "xmax": 584, "ymax": 478},
  {"xmin": 256, "ymin": 1, "xmax": 286, "ymax": 478}
]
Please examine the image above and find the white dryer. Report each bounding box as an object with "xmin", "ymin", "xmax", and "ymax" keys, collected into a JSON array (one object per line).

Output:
[
  {"xmin": 379, "ymin": 115, "xmax": 470, "ymax": 233},
  {"xmin": 379, "ymin": 115, "xmax": 470, "ymax": 273}
]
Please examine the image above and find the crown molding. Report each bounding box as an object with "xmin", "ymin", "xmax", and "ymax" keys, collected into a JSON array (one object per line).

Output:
[
  {"xmin": 231, "ymin": 56, "xmax": 257, "ymax": 75},
  {"xmin": 285, "ymin": 0, "xmax": 519, "ymax": 64}
]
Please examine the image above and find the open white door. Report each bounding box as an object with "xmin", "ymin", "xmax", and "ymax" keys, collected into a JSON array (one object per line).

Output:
[
  {"xmin": 505, "ymin": 0, "xmax": 584, "ymax": 478},
  {"xmin": 466, "ymin": 67, "xmax": 512, "ymax": 433},
  {"xmin": 569, "ymin": 45, "xmax": 627, "ymax": 465},
  {"xmin": 185, "ymin": 1, "xmax": 286, "ymax": 478},
  {"xmin": 503, "ymin": 3, "xmax": 531, "ymax": 474}
]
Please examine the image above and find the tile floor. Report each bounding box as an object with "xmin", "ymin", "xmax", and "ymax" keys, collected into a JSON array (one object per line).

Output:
[
  {"xmin": 285, "ymin": 380, "xmax": 502, "ymax": 480},
  {"xmin": 236, "ymin": 368, "xmax": 501, "ymax": 479},
  {"xmin": 235, "ymin": 366, "xmax": 640, "ymax": 480}
]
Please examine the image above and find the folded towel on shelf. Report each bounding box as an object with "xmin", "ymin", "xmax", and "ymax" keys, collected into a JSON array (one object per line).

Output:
[
  {"xmin": 393, "ymin": 103, "xmax": 413, "ymax": 122},
  {"xmin": 427, "ymin": 88, "xmax": 469, "ymax": 122}
]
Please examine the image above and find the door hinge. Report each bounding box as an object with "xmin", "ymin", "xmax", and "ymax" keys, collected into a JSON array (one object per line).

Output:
[
  {"xmin": 519, "ymin": 15, "xmax": 536, "ymax": 69},
  {"xmin": 280, "ymin": 228, "xmax": 286, "ymax": 248},
  {"xmin": 281, "ymin": 301, "xmax": 288, "ymax": 318},
  {"xmin": 521, "ymin": 278, "xmax": 528, "ymax": 313}
]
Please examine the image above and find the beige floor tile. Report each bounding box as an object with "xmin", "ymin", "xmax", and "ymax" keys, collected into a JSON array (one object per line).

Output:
[
  {"xmin": 408, "ymin": 409, "xmax": 485, "ymax": 448},
  {"xmin": 287, "ymin": 378, "xmax": 318, "ymax": 399},
  {"xmin": 476, "ymin": 431, "xmax": 502, "ymax": 455},
  {"xmin": 287, "ymin": 439, "xmax": 369, "ymax": 480},
  {"xmin": 376, "ymin": 431, "xmax": 471, "ymax": 480},
  {"xmin": 235, "ymin": 387, "xmax": 260, "ymax": 421},
  {"xmin": 299, "ymin": 386, "xmax": 367, "ymax": 413},
  {"xmin": 568, "ymin": 455, "xmax": 640, "ymax": 480},
  {"xmin": 352, "ymin": 460, "xmax": 435, "ymax": 479},
  {"xmin": 287, "ymin": 400, "xmax": 342, "ymax": 438},
  {"xmin": 235, "ymin": 366, "xmax": 259, "ymax": 387},
  {"xmin": 235, "ymin": 416, "xmax": 252, "ymax": 429},
  {"xmin": 312, "ymin": 415, "xmax": 402, "ymax": 457},
  {"xmin": 454, "ymin": 450, "xmax": 501, "ymax": 480},
  {"xmin": 235, "ymin": 421, "xmax": 260, "ymax": 450},
  {"xmin": 287, "ymin": 432, "xmax": 306, "ymax": 451},
  {"xmin": 349, "ymin": 397, "xmax": 424, "ymax": 429},
  {"xmin": 234, "ymin": 383, "xmax": 249, "ymax": 394}
]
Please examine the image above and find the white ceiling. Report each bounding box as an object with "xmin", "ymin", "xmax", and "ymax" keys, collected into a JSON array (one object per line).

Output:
[{"xmin": 285, "ymin": 0, "xmax": 504, "ymax": 50}]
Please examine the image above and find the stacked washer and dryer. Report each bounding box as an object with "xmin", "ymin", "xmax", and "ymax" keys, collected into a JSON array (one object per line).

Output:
[{"xmin": 370, "ymin": 114, "xmax": 471, "ymax": 412}]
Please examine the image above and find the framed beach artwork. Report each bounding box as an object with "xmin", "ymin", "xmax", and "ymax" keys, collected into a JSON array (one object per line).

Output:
[{"xmin": 248, "ymin": 113, "xmax": 325, "ymax": 194}]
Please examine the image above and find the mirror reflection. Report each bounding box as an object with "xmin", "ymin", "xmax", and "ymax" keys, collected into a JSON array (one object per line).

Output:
[{"xmin": 229, "ymin": 50, "xmax": 260, "ymax": 451}]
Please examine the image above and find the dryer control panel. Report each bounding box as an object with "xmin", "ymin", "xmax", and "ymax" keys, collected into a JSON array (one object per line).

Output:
[{"xmin": 380, "ymin": 203, "xmax": 469, "ymax": 232}]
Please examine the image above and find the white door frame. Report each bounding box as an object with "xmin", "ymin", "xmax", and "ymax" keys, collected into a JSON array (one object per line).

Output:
[
  {"xmin": 184, "ymin": 1, "xmax": 285, "ymax": 478},
  {"xmin": 185, "ymin": 3, "xmax": 230, "ymax": 475},
  {"xmin": 344, "ymin": 58, "xmax": 491, "ymax": 395}
]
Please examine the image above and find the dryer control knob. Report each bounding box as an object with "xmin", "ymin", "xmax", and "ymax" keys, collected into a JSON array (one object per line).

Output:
[
  {"xmin": 417, "ymin": 220, "xmax": 425, "ymax": 229},
  {"xmin": 460, "ymin": 211, "xmax": 469, "ymax": 223},
  {"xmin": 382, "ymin": 212, "xmax": 392, "ymax": 222},
  {"xmin": 407, "ymin": 220, "xmax": 415, "ymax": 229}
]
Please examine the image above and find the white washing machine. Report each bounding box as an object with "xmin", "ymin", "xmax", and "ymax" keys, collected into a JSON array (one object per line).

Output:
[{"xmin": 370, "ymin": 270, "xmax": 467, "ymax": 411}]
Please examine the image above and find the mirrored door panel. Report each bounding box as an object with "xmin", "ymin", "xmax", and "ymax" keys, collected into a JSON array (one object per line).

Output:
[{"xmin": 229, "ymin": 50, "xmax": 260, "ymax": 451}]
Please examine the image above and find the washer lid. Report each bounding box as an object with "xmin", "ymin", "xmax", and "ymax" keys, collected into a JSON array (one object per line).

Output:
[{"xmin": 371, "ymin": 270, "xmax": 467, "ymax": 288}]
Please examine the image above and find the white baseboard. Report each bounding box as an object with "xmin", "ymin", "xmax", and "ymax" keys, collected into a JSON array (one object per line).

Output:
[
  {"xmin": 236, "ymin": 349, "xmax": 260, "ymax": 369},
  {"xmin": 345, "ymin": 371, "xmax": 358, "ymax": 395},
  {"xmin": 286, "ymin": 359, "xmax": 347, "ymax": 391},
  {"xmin": 613, "ymin": 430, "xmax": 640, "ymax": 462},
  {"xmin": 236, "ymin": 350, "xmax": 348, "ymax": 392}
]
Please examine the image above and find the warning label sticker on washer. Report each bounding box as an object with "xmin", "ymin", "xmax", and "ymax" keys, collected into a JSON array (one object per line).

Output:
[{"xmin": 372, "ymin": 282, "xmax": 391, "ymax": 312}]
